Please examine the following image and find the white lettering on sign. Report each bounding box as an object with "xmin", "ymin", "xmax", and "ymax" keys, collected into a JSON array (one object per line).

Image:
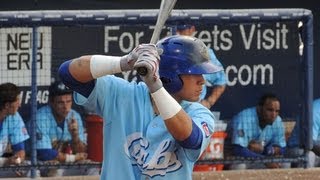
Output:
[
  {"xmin": 194, "ymin": 22, "xmax": 290, "ymax": 51},
  {"xmin": 239, "ymin": 23, "xmax": 289, "ymax": 50},
  {"xmin": 226, "ymin": 64, "xmax": 273, "ymax": 86},
  {"xmin": 20, "ymin": 90, "xmax": 49, "ymax": 104},
  {"xmin": 0, "ymin": 27, "xmax": 52, "ymax": 86},
  {"xmin": 105, "ymin": 26, "xmax": 144, "ymax": 53}
]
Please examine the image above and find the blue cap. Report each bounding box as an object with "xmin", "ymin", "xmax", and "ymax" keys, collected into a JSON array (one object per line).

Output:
[
  {"xmin": 176, "ymin": 24, "xmax": 193, "ymax": 31},
  {"xmin": 49, "ymin": 81, "xmax": 72, "ymax": 97}
]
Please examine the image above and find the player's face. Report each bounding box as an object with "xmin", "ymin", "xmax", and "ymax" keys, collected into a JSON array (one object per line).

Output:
[
  {"xmin": 6, "ymin": 95, "xmax": 21, "ymax": 115},
  {"xmin": 51, "ymin": 94, "xmax": 73, "ymax": 120},
  {"xmin": 259, "ymin": 99, "xmax": 280, "ymax": 125},
  {"xmin": 173, "ymin": 74, "xmax": 205, "ymax": 102}
]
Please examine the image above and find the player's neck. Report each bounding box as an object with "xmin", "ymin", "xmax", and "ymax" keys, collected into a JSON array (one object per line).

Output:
[{"xmin": 52, "ymin": 110, "xmax": 65, "ymax": 124}]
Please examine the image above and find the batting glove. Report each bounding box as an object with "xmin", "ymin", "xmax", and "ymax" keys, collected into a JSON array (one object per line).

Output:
[
  {"xmin": 133, "ymin": 44, "xmax": 162, "ymax": 93},
  {"xmin": 120, "ymin": 51, "xmax": 138, "ymax": 72},
  {"xmin": 120, "ymin": 44, "xmax": 160, "ymax": 72}
]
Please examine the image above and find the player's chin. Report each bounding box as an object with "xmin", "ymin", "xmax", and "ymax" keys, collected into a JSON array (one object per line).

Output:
[
  {"xmin": 186, "ymin": 95, "xmax": 200, "ymax": 102},
  {"xmin": 63, "ymin": 112, "xmax": 69, "ymax": 118}
]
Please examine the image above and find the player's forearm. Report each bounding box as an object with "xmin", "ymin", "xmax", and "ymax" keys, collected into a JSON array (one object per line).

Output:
[
  {"xmin": 233, "ymin": 144, "xmax": 264, "ymax": 158},
  {"xmin": 56, "ymin": 152, "xmax": 69, "ymax": 162},
  {"xmin": 13, "ymin": 150, "xmax": 25, "ymax": 162},
  {"xmin": 151, "ymin": 88, "xmax": 189, "ymax": 140},
  {"xmin": 205, "ymin": 85, "xmax": 226, "ymax": 107},
  {"xmin": 164, "ymin": 110, "xmax": 193, "ymax": 141},
  {"xmin": 70, "ymin": 55, "xmax": 129, "ymax": 81},
  {"xmin": 6, "ymin": 150, "xmax": 25, "ymax": 165},
  {"xmin": 70, "ymin": 129, "xmax": 87, "ymax": 152},
  {"xmin": 71, "ymin": 136, "xmax": 87, "ymax": 153}
]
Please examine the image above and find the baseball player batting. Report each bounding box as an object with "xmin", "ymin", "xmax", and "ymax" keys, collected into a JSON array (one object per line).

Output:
[{"xmin": 58, "ymin": 35, "xmax": 222, "ymax": 179}]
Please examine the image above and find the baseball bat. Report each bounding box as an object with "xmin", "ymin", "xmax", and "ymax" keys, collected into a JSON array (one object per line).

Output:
[{"xmin": 137, "ymin": 0, "xmax": 177, "ymax": 76}]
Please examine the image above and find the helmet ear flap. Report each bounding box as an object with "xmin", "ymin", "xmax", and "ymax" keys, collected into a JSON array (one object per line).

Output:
[
  {"xmin": 161, "ymin": 75, "xmax": 183, "ymax": 94},
  {"xmin": 160, "ymin": 77, "xmax": 172, "ymax": 84}
]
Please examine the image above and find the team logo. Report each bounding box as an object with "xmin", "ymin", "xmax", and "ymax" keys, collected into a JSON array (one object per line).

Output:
[
  {"xmin": 201, "ymin": 122, "xmax": 210, "ymax": 138},
  {"xmin": 22, "ymin": 127, "xmax": 28, "ymax": 135},
  {"xmin": 124, "ymin": 132, "xmax": 182, "ymax": 178}
]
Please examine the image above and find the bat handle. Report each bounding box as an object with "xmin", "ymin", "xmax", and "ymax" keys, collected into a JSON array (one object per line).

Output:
[{"xmin": 137, "ymin": 67, "xmax": 148, "ymax": 76}]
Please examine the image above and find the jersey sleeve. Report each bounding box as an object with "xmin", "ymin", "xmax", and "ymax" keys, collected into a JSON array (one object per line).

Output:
[
  {"xmin": 286, "ymin": 122, "xmax": 300, "ymax": 148},
  {"xmin": 181, "ymin": 102, "xmax": 215, "ymax": 162},
  {"xmin": 204, "ymin": 71, "xmax": 227, "ymax": 86},
  {"xmin": 272, "ymin": 118, "xmax": 286, "ymax": 148},
  {"xmin": 204, "ymin": 48, "xmax": 227, "ymax": 86},
  {"xmin": 74, "ymin": 76, "xmax": 125, "ymax": 117},
  {"xmin": 207, "ymin": 48, "xmax": 223, "ymax": 67},
  {"xmin": 9, "ymin": 112, "xmax": 29, "ymax": 145},
  {"xmin": 313, "ymin": 100, "xmax": 320, "ymax": 142},
  {"xmin": 74, "ymin": 75, "xmax": 146, "ymax": 124},
  {"xmin": 35, "ymin": 109, "xmax": 53, "ymax": 149},
  {"xmin": 231, "ymin": 112, "xmax": 249, "ymax": 147}
]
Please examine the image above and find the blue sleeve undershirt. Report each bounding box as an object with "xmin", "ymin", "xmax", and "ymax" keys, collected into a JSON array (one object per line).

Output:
[
  {"xmin": 12, "ymin": 142, "xmax": 25, "ymax": 153},
  {"xmin": 263, "ymin": 144, "xmax": 286, "ymax": 156},
  {"xmin": 233, "ymin": 144, "xmax": 264, "ymax": 158},
  {"xmin": 58, "ymin": 60, "xmax": 95, "ymax": 98},
  {"xmin": 37, "ymin": 149, "xmax": 59, "ymax": 161},
  {"xmin": 178, "ymin": 120, "xmax": 203, "ymax": 149}
]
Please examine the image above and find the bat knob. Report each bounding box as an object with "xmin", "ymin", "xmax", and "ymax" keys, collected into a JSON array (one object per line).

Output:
[{"xmin": 137, "ymin": 67, "xmax": 148, "ymax": 76}]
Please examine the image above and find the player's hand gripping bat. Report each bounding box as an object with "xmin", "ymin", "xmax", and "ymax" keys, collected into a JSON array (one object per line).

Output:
[{"xmin": 136, "ymin": 0, "xmax": 177, "ymax": 76}]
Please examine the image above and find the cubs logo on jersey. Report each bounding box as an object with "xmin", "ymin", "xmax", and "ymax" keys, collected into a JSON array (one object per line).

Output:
[{"xmin": 124, "ymin": 132, "xmax": 182, "ymax": 178}]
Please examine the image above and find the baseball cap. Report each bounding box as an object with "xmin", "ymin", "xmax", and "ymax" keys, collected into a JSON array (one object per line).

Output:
[
  {"xmin": 176, "ymin": 21, "xmax": 193, "ymax": 31},
  {"xmin": 49, "ymin": 81, "xmax": 73, "ymax": 97}
]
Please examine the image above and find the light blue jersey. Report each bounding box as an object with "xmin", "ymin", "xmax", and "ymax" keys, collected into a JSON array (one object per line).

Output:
[
  {"xmin": 229, "ymin": 107, "xmax": 286, "ymax": 148},
  {"xmin": 288, "ymin": 98, "xmax": 320, "ymax": 147},
  {"xmin": 312, "ymin": 99, "xmax": 320, "ymax": 143},
  {"xmin": 0, "ymin": 112, "xmax": 29, "ymax": 156},
  {"xmin": 200, "ymin": 48, "xmax": 227, "ymax": 100},
  {"xmin": 35, "ymin": 105, "xmax": 85, "ymax": 149},
  {"xmin": 74, "ymin": 75, "xmax": 215, "ymax": 180}
]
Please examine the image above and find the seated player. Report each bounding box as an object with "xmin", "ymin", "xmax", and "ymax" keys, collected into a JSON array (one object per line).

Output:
[
  {"xmin": 0, "ymin": 82, "xmax": 30, "ymax": 177},
  {"xmin": 35, "ymin": 81, "xmax": 98, "ymax": 176},
  {"xmin": 226, "ymin": 93, "xmax": 287, "ymax": 169}
]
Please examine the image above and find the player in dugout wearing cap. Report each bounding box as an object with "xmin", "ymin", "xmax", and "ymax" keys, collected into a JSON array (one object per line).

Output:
[
  {"xmin": 34, "ymin": 81, "xmax": 99, "ymax": 176},
  {"xmin": 58, "ymin": 35, "xmax": 223, "ymax": 179}
]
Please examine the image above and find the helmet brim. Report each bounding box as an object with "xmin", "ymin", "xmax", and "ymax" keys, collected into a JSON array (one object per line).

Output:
[{"xmin": 183, "ymin": 61, "xmax": 224, "ymax": 75}]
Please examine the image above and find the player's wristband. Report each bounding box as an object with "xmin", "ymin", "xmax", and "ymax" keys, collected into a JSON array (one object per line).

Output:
[
  {"xmin": 90, "ymin": 55, "xmax": 121, "ymax": 78},
  {"xmin": 65, "ymin": 154, "xmax": 76, "ymax": 163},
  {"xmin": 151, "ymin": 87, "xmax": 182, "ymax": 120},
  {"xmin": 0, "ymin": 157, "xmax": 7, "ymax": 167}
]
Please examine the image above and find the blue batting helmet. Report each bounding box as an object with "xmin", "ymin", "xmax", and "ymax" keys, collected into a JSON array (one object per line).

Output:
[{"xmin": 157, "ymin": 35, "xmax": 222, "ymax": 94}]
